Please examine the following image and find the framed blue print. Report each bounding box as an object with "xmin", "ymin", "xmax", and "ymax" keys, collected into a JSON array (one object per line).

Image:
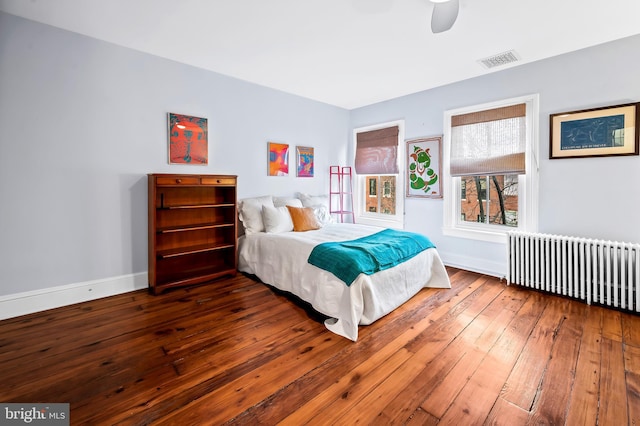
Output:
[{"xmin": 550, "ymin": 102, "xmax": 639, "ymax": 159}]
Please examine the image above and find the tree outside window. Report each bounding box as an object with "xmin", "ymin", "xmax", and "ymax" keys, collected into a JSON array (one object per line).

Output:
[{"xmin": 460, "ymin": 175, "xmax": 519, "ymax": 227}]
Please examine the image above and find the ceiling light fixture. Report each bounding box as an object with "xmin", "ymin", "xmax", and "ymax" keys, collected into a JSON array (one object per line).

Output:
[{"xmin": 430, "ymin": 0, "xmax": 459, "ymax": 33}]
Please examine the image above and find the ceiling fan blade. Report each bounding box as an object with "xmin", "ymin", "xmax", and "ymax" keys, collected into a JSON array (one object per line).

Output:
[{"xmin": 431, "ymin": 0, "xmax": 459, "ymax": 33}]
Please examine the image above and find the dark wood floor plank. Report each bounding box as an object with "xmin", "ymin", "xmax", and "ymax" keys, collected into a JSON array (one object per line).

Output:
[
  {"xmin": 526, "ymin": 300, "xmax": 586, "ymax": 425},
  {"xmin": 155, "ymin": 331, "xmax": 350, "ymax": 425},
  {"xmin": 228, "ymin": 269, "xmax": 487, "ymax": 425},
  {"xmin": 485, "ymin": 397, "xmax": 529, "ymax": 425},
  {"xmin": 622, "ymin": 311, "xmax": 640, "ymax": 346},
  {"xmin": 1, "ymin": 284, "xmax": 283, "ymax": 401},
  {"xmin": 4, "ymin": 286, "xmax": 278, "ymax": 392},
  {"xmin": 564, "ymin": 305, "xmax": 602, "ymax": 425},
  {"xmin": 385, "ymin": 331, "xmax": 471, "ymax": 423},
  {"xmin": 77, "ymin": 312, "xmax": 324, "ymax": 424},
  {"xmin": 601, "ymin": 306, "xmax": 623, "ymax": 342},
  {"xmin": 0, "ymin": 277, "xmax": 263, "ymax": 365},
  {"xmin": 280, "ymin": 348, "xmax": 413, "ymax": 425},
  {"xmin": 0, "ymin": 268, "xmax": 639, "ymax": 425},
  {"xmin": 404, "ymin": 408, "xmax": 439, "ymax": 426},
  {"xmin": 417, "ymin": 289, "xmax": 528, "ymax": 420},
  {"xmin": 624, "ymin": 344, "xmax": 640, "ymax": 425},
  {"xmin": 374, "ymin": 278, "xmax": 513, "ymax": 424},
  {"xmin": 342, "ymin": 354, "xmax": 433, "ymax": 426},
  {"xmin": 287, "ymin": 274, "xmax": 502, "ymax": 425},
  {"xmin": 500, "ymin": 294, "xmax": 565, "ymax": 411},
  {"xmin": 598, "ymin": 336, "xmax": 629, "ymax": 425},
  {"xmin": 432, "ymin": 286, "xmax": 544, "ymax": 424},
  {"xmin": 404, "ymin": 275, "xmax": 505, "ymax": 354}
]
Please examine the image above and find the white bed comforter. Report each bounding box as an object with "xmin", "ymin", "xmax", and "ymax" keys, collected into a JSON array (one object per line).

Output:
[{"xmin": 238, "ymin": 223, "xmax": 451, "ymax": 341}]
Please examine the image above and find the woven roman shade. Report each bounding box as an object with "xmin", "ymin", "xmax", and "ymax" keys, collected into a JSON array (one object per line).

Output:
[
  {"xmin": 355, "ymin": 126, "xmax": 399, "ymax": 174},
  {"xmin": 450, "ymin": 103, "xmax": 526, "ymax": 176}
]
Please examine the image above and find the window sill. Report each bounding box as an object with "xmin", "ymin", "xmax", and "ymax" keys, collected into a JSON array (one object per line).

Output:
[
  {"xmin": 442, "ymin": 225, "xmax": 509, "ymax": 244},
  {"xmin": 356, "ymin": 215, "xmax": 404, "ymax": 230}
]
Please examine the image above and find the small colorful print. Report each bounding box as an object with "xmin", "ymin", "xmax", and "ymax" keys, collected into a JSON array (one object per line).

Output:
[
  {"xmin": 268, "ymin": 142, "xmax": 289, "ymax": 176},
  {"xmin": 296, "ymin": 146, "xmax": 314, "ymax": 177}
]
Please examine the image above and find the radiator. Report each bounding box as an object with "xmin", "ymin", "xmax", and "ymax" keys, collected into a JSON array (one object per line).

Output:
[{"xmin": 507, "ymin": 231, "xmax": 640, "ymax": 312}]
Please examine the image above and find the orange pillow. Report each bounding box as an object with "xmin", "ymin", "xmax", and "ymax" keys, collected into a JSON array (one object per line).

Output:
[{"xmin": 286, "ymin": 206, "xmax": 321, "ymax": 232}]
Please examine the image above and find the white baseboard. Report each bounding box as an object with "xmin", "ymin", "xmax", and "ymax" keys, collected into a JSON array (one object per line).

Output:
[
  {"xmin": 438, "ymin": 251, "xmax": 506, "ymax": 279},
  {"xmin": 0, "ymin": 254, "xmax": 504, "ymax": 321},
  {"xmin": 0, "ymin": 272, "xmax": 148, "ymax": 320}
]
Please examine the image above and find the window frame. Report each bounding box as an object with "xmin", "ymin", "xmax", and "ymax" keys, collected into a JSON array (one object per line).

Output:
[
  {"xmin": 352, "ymin": 120, "xmax": 405, "ymax": 229},
  {"xmin": 442, "ymin": 94, "xmax": 539, "ymax": 243}
]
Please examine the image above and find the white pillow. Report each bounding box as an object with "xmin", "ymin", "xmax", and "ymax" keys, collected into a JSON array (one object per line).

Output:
[
  {"xmin": 261, "ymin": 205, "xmax": 294, "ymax": 233},
  {"xmin": 273, "ymin": 196, "xmax": 303, "ymax": 208},
  {"xmin": 297, "ymin": 193, "xmax": 329, "ymax": 209},
  {"xmin": 311, "ymin": 204, "xmax": 334, "ymax": 225},
  {"xmin": 297, "ymin": 193, "xmax": 334, "ymax": 225},
  {"xmin": 238, "ymin": 195, "xmax": 274, "ymax": 234}
]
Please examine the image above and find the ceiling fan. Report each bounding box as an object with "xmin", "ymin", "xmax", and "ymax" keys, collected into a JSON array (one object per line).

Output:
[{"xmin": 430, "ymin": 0, "xmax": 459, "ymax": 33}]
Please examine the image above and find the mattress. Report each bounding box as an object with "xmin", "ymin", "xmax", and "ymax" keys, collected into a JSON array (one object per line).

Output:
[{"xmin": 238, "ymin": 223, "xmax": 451, "ymax": 341}]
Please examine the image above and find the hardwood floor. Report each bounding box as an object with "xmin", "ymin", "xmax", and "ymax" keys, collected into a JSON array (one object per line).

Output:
[{"xmin": 1, "ymin": 267, "xmax": 639, "ymax": 425}]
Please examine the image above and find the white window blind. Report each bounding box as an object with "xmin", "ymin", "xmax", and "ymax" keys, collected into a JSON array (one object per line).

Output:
[
  {"xmin": 450, "ymin": 103, "xmax": 526, "ymax": 177},
  {"xmin": 355, "ymin": 126, "xmax": 399, "ymax": 174}
]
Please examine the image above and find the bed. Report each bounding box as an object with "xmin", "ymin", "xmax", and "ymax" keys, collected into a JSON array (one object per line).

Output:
[{"xmin": 236, "ymin": 195, "xmax": 451, "ymax": 341}]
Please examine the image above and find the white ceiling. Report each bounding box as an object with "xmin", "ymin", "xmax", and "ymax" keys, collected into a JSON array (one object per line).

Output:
[{"xmin": 2, "ymin": 0, "xmax": 640, "ymax": 109}]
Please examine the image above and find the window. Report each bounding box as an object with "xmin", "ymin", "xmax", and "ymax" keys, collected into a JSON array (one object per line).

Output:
[
  {"xmin": 364, "ymin": 176, "xmax": 396, "ymax": 213},
  {"xmin": 443, "ymin": 95, "xmax": 539, "ymax": 243},
  {"xmin": 353, "ymin": 121, "xmax": 405, "ymax": 228},
  {"xmin": 460, "ymin": 175, "xmax": 517, "ymax": 226}
]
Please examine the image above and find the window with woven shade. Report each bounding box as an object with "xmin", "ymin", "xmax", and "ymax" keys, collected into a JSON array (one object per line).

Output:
[
  {"xmin": 355, "ymin": 126, "xmax": 399, "ymax": 174},
  {"xmin": 450, "ymin": 104, "xmax": 526, "ymax": 177},
  {"xmin": 353, "ymin": 121, "xmax": 405, "ymax": 228},
  {"xmin": 443, "ymin": 95, "xmax": 539, "ymax": 243}
]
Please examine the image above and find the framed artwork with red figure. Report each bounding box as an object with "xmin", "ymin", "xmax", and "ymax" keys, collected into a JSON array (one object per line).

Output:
[{"xmin": 168, "ymin": 113, "xmax": 208, "ymax": 165}]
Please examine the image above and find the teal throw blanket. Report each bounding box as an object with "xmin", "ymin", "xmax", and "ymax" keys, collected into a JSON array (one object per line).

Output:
[{"xmin": 307, "ymin": 229, "xmax": 435, "ymax": 286}]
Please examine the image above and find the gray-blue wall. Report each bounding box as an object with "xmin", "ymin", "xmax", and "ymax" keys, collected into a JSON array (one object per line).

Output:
[
  {"xmin": 350, "ymin": 34, "xmax": 640, "ymax": 275},
  {"xmin": 2, "ymin": 10, "xmax": 639, "ymax": 299},
  {"xmin": 0, "ymin": 12, "xmax": 349, "ymax": 296}
]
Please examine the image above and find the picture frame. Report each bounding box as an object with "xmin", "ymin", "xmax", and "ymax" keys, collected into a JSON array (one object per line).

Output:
[
  {"xmin": 549, "ymin": 102, "xmax": 639, "ymax": 159},
  {"xmin": 296, "ymin": 146, "xmax": 314, "ymax": 177},
  {"xmin": 268, "ymin": 142, "xmax": 289, "ymax": 176},
  {"xmin": 168, "ymin": 113, "xmax": 208, "ymax": 165},
  {"xmin": 406, "ymin": 136, "xmax": 442, "ymax": 198}
]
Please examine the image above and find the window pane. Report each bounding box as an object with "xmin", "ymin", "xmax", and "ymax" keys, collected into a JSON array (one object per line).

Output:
[
  {"xmin": 459, "ymin": 175, "xmax": 518, "ymax": 226},
  {"xmin": 380, "ymin": 176, "xmax": 396, "ymax": 215},
  {"xmin": 460, "ymin": 176, "xmax": 487, "ymax": 224},
  {"xmin": 366, "ymin": 176, "xmax": 378, "ymax": 212},
  {"xmin": 364, "ymin": 175, "xmax": 396, "ymax": 215},
  {"xmin": 487, "ymin": 175, "xmax": 518, "ymax": 226}
]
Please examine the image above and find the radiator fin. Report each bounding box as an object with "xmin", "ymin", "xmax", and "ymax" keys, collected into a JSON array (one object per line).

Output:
[{"xmin": 508, "ymin": 232, "xmax": 640, "ymax": 312}]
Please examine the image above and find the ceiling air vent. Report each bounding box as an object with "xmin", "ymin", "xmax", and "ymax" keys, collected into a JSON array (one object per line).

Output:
[{"xmin": 478, "ymin": 50, "xmax": 520, "ymax": 69}]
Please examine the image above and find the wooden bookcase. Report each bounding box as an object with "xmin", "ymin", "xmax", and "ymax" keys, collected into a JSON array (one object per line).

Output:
[{"xmin": 148, "ymin": 173, "xmax": 237, "ymax": 294}]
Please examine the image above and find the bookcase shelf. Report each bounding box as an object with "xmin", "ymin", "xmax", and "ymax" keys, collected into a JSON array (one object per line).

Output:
[
  {"xmin": 157, "ymin": 222, "xmax": 233, "ymax": 234},
  {"xmin": 148, "ymin": 173, "xmax": 237, "ymax": 294}
]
